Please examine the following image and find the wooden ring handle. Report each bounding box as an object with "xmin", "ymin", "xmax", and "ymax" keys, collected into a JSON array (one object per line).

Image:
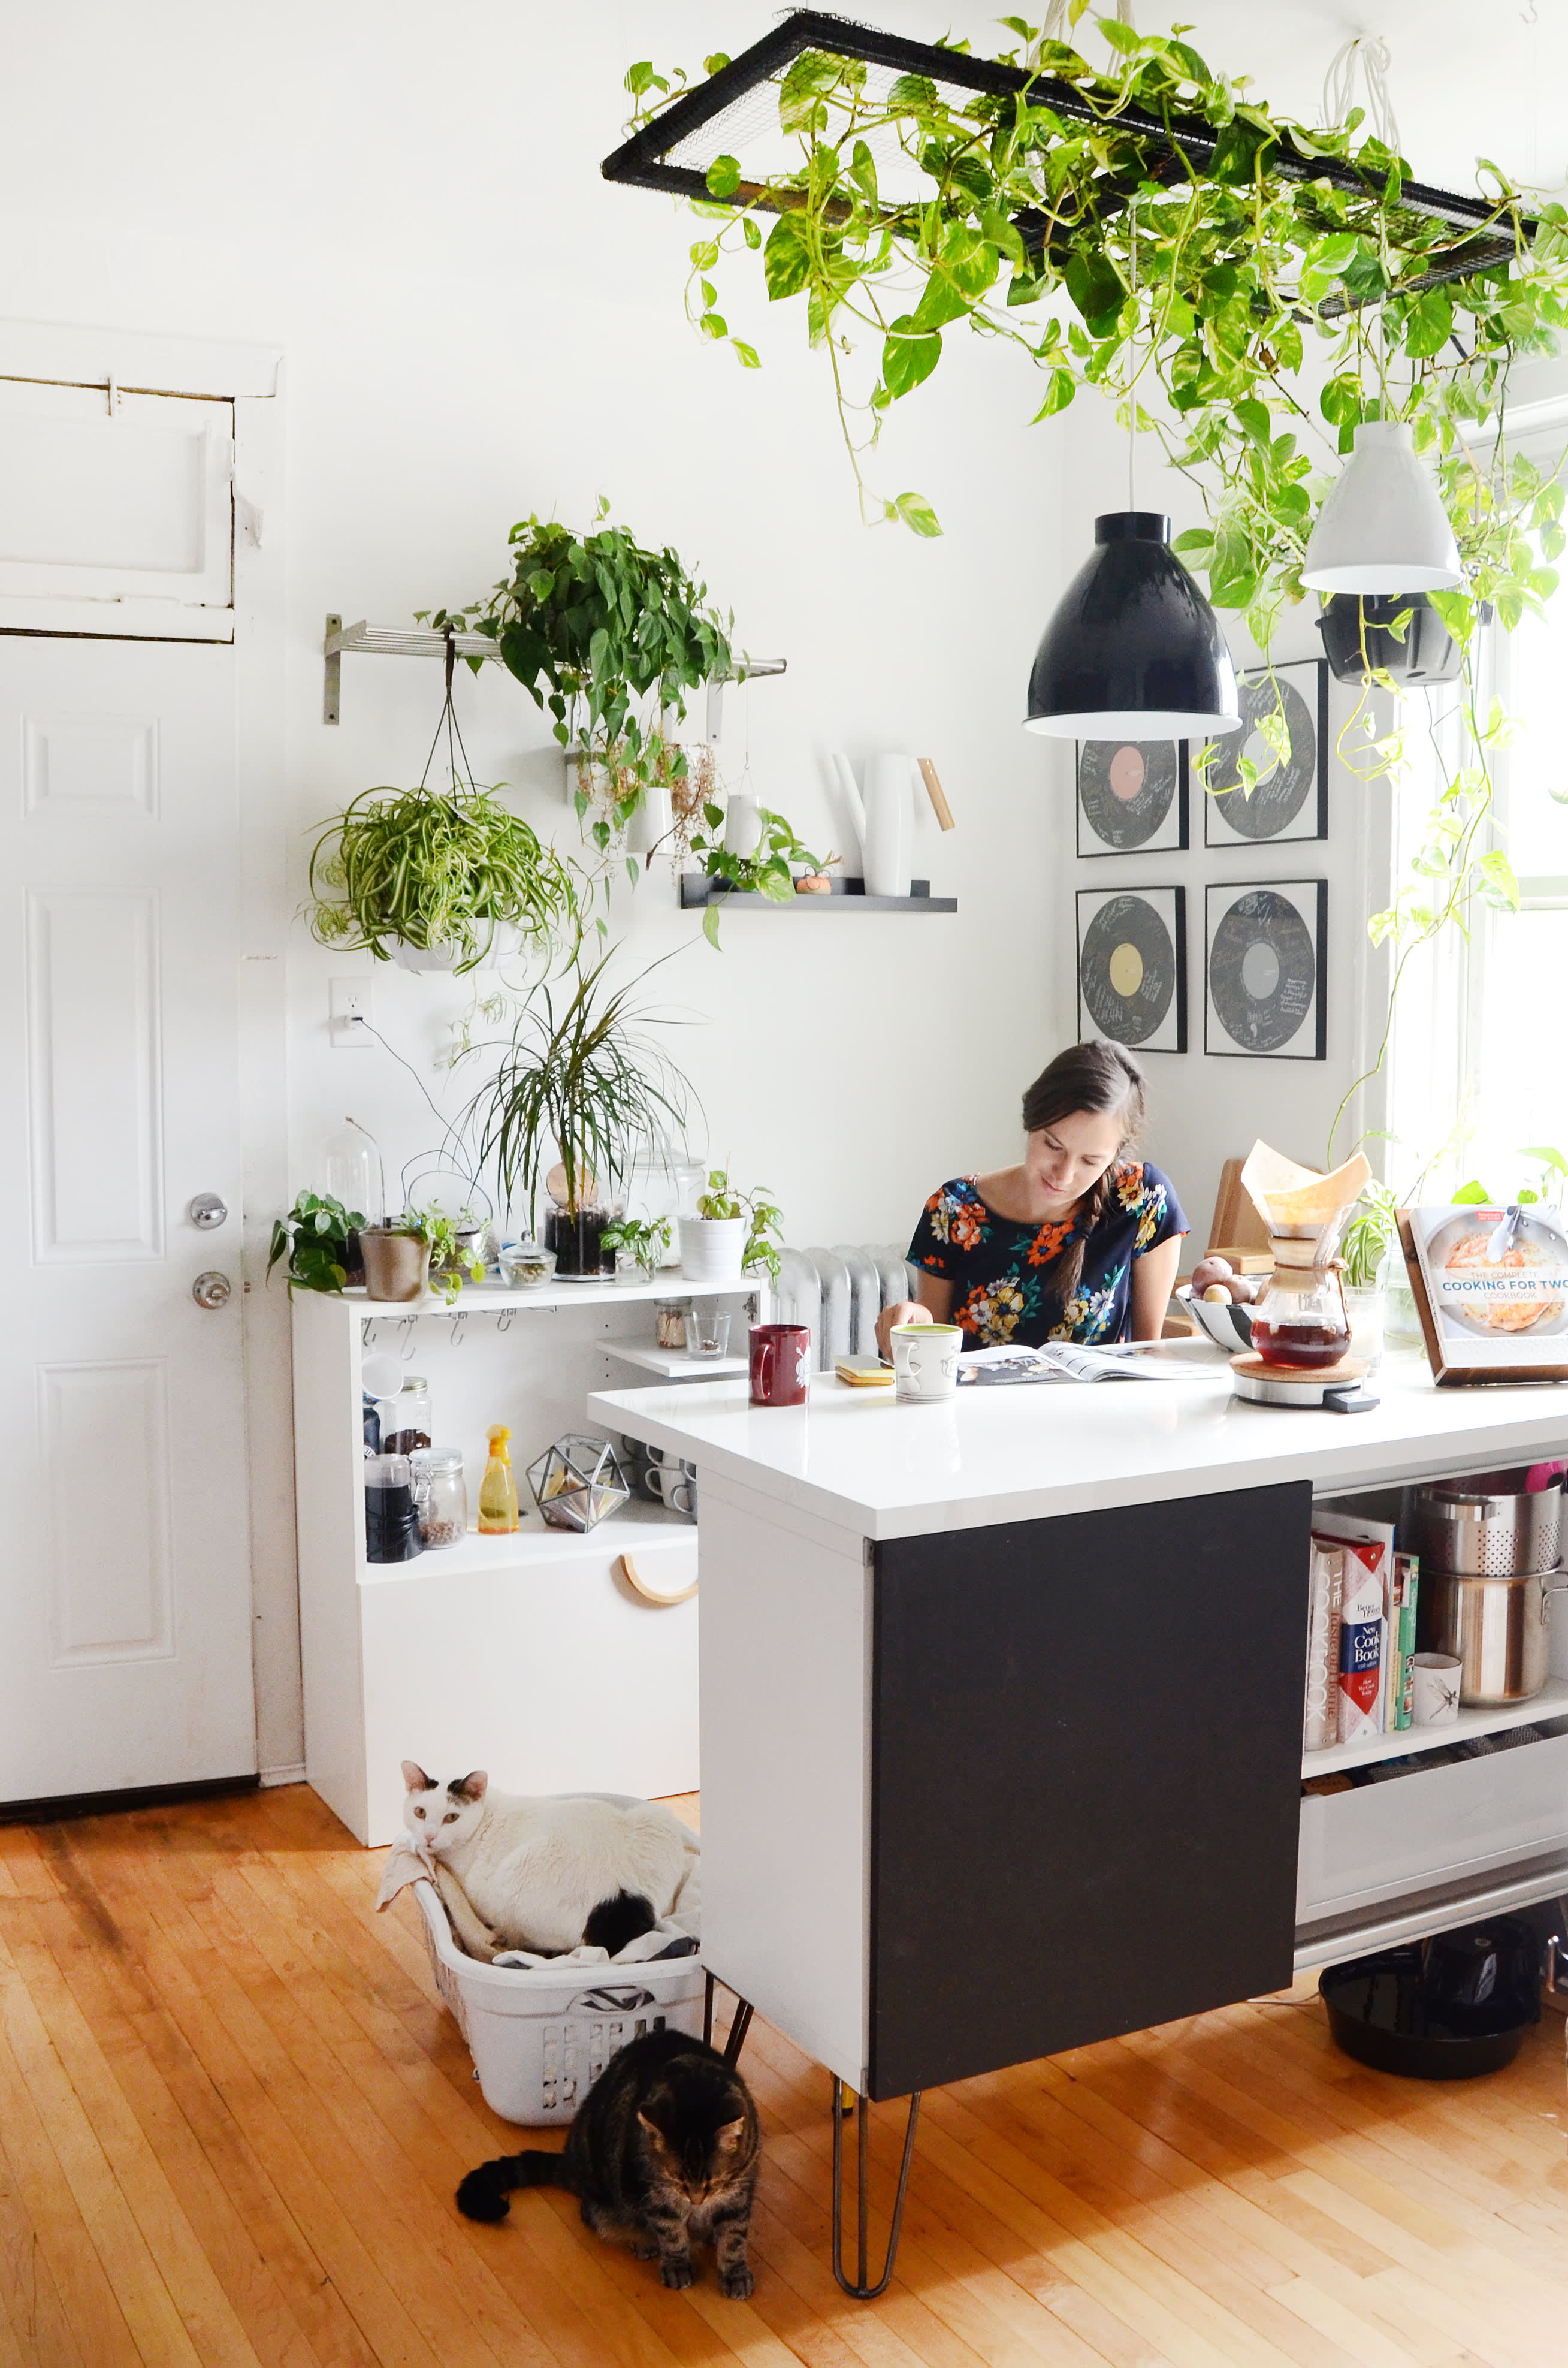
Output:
[{"xmin": 617, "ymin": 1552, "xmax": 697, "ymax": 1606}]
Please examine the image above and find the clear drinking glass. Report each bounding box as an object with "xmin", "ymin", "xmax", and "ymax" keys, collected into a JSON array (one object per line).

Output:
[{"xmin": 687, "ymin": 1308, "xmax": 732, "ymax": 1359}]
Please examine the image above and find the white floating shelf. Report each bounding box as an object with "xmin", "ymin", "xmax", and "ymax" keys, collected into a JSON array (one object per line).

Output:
[
  {"xmin": 345, "ymin": 1272, "xmax": 762, "ymax": 1325},
  {"xmin": 1302, "ymin": 1678, "xmax": 1568, "ymax": 1778},
  {"xmin": 358, "ymin": 1495, "xmax": 693, "ymax": 1585},
  {"xmin": 605, "ymin": 1342, "xmax": 750, "ymax": 1381},
  {"xmin": 322, "ymin": 608, "xmax": 784, "ymax": 728}
]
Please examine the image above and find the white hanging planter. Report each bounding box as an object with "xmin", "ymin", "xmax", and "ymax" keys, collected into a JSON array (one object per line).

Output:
[
  {"xmin": 1301, "ymin": 421, "xmax": 1461, "ymax": 595},
  {"xmin": 381, "ymin": 920, "xmax": 522, "ymax": 974},
  {"xmin": 678, "ymin": 1215, "xmax": 746, "ymax": 1283}
]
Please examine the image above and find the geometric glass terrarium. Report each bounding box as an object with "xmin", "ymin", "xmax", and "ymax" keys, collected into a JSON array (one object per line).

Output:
[{"xmin": 525, "ymin": 1434, "xmax": 630, "ymax": 1533}]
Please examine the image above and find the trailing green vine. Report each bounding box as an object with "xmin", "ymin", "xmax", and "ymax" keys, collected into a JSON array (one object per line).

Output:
[{"xmin": 622, "ymin": 11, "xmax": 1568, "ymax": 1146}]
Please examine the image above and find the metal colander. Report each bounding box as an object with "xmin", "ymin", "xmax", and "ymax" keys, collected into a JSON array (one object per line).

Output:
[{"xmin": 1413, "ymin": 1470, "xmax": 1563, "ymax": 1576}]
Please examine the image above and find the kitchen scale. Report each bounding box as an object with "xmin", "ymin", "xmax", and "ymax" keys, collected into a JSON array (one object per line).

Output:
[{"xmin": 1229, "ymin": 1351, "xmax": 1376, "ymax": 1411}]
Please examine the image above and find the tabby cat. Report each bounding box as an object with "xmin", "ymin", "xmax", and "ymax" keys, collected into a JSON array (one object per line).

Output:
[{"xmin": 456, "ymin": 2029, "xmax": 760, "ymax": 2298}]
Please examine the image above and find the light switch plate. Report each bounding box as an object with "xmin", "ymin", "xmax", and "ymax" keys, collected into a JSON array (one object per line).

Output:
[{"xmin": 330, "ymin": 977, "xmax": 373, "ymax": 1049}]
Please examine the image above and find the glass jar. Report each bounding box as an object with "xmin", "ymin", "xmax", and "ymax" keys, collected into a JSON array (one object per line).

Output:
[
  {"xmin": 364, "ymin": 1455, "xmax": 422, "ymax": 1562},
  {"xmin": 1250, "ymin": 1262, "xmax": 1352, "ymax": 1369},
  {"xmin": 409, "ymin": 1449, "xmax": 468, "ymax": 1550},
  {"xmin": 381, "ymin": 1375, "xmax": 432, "ymax": 1455},
  {"xmin": 656, "ymin": 1296, "xmax": 691, "ymax": 1350},
  {"xmin": 324, "ymin": 1119, "xmax": 385, "ymax": 1230}
]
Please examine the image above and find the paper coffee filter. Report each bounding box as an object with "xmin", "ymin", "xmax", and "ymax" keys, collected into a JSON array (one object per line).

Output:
[{"xmin": 1240, "ymin": 1141, "xmax": 1371, "ymax": 1235}]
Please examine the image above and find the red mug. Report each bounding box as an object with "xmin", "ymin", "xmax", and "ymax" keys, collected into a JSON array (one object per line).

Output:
[{"xmin": 750, "ymin": 1323, "xmax": 811, "ymax": 1407}]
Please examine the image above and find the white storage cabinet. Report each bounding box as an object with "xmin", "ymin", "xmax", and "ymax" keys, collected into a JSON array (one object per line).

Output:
[{"xmin": 292, "ymin": 1277, "xmax": 759, "ymax": 1845}]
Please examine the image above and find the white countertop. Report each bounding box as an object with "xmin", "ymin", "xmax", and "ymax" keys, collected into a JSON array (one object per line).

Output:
[{"xmin": 588, "ymin": 1347, "xmax": 1568, "ymax": 1540}]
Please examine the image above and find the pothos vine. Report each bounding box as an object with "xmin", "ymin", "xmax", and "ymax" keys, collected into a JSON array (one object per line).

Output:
[{"xmin": 624, "ymin": 11, "xmax": 1568, "ymax": 1180}]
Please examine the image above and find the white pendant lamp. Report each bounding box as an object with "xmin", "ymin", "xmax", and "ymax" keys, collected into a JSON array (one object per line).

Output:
[{"xmin": 1301, "ymin": 420, "xmax": 1461, "ymax": 595}]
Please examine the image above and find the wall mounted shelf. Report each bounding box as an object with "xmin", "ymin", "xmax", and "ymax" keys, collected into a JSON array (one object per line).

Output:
[
  {"xmin": 322, "ymin": 611, "xmax": 785, "ymax": 729},
  {"xmin": 679, "ymin": 874, "xmax": 957, "ymax": 914}
]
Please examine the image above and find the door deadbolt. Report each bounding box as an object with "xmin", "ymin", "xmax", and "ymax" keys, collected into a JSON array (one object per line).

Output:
[
  {"xmin": 192, "ymin": 1270, "xmax": 232, "ymax": 1310},
  {"xmin": 189, "ymin": 1192, "xmax": 228, "ymax": 1230}
]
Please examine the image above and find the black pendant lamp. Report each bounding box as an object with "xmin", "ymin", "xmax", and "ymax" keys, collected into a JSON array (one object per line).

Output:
[{"xmin": 1024, "ymin": 511, "xmax": 1240, "ymax": 740}]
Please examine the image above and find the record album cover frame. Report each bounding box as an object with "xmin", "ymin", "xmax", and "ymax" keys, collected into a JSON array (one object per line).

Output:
[
  {"xmin": 1204, "ymin": 878, "xmax": 1327, "ymax": 1061},
  {"xmin": 1076, "ymin": 885, "xmax": 1188, "ymax": 1055},
  {"xmin": 1203, "ymin": 658, "xmax": 1330, "ymax": 849}
]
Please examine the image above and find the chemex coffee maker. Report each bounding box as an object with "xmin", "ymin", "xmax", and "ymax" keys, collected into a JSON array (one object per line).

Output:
[{"xmin": 1228, "ymin": 1142, "xmax": 1379, "ymax": 1411}]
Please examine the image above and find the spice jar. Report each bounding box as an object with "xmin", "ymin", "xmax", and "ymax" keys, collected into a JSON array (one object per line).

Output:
[
  {"xmin": 409, "ymin": 1449, "xmax": 468, "ymax": 1550},
  {"xmin": 655, "ymin": 1296, "xmax": 691, "ymax": 1351},
  {"xmin": 382, "ymin": 1375, "xmax": 432, "ymax": 1455}
]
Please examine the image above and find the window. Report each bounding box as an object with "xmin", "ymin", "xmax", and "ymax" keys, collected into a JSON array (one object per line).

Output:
[{"xmin": 1386, "ymin": 430, "xmax": 1568, "ymax": 1200}]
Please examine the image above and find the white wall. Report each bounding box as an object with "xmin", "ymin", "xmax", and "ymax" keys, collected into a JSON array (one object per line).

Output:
[{"xmin": 0, "ymin": 1, "xmax": 1075, "ymax": 1775}]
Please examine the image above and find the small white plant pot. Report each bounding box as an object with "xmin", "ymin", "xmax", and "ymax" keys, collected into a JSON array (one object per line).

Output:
[
  {"xmin": 383, "ymin": 921, "xmax": 521, "ymax": 974},
  {"xmin": 679, "ymin": 1215, "xmax": 745, "ymax": 1283}
]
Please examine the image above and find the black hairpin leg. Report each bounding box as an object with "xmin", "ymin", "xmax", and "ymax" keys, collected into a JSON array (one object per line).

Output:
[
  {"xmin": 723, "ymin": 1997, "xmax": 754, "ymax": 2068},
  {"xmin": 703, "ymin": 1972, "xmax": 756, "ymax": 2070},
  {"xmin": 831, "ymin": 2079, "xmax": 922, "ymax": 2300}
]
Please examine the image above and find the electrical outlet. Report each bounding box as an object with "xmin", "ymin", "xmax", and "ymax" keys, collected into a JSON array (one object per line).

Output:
[{"xmin": 330, "ymin": 977, "xmax": 373, "ymax": 1049}]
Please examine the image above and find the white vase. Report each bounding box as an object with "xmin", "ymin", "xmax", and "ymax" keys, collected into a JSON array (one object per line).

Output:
[
  {"xmin": 723, "ymin": 795, "xmax": 763, "ymax": 861},
  {"xmin": 679, "ymin": 1215, "xmax": 745, "ymax": 1282},
  {"xmin": 828, "ymin": 753, "xmax": 914, "ymax": 899}
]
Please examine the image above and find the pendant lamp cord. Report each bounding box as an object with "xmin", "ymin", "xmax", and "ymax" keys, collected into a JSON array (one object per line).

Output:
[
  {"xmin": 1127, "ymin": 209, "xmax": 1138, "ymax": 511},
  {"xmin": 1041, "ymin": 0, "xmax": 1133, "ymax": 36}
]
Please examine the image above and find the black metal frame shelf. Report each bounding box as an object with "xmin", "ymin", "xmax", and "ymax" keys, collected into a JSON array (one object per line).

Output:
[
  {"xmin": 678, "ymin": 874, "xmax": 957, "ymax": 914},
  {"xmin": 602, "ymin": 10, "xmax": 1526, "ymax": 316}
]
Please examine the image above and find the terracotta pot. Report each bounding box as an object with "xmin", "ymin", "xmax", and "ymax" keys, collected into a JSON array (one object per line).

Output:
[{"xmin": 360, "ymin": 1228, "xmax": 431, "ymax": 1301}]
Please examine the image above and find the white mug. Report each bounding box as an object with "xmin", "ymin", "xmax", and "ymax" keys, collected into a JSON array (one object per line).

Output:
[
  {"xmin": 1410, "ymin": 1651, "xmax": 1462, "ymax": 1726},
  {"xmin": 891, "ymin": 1323, "xmax": 963, "ymax": 1404},
  {"xmin": 651, "ymin": 1459, "xmax": 697, "ymax": 1518}
]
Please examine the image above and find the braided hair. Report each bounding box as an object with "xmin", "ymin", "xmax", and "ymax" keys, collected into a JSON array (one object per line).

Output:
[{"xmin": 1020, "ymin": 1043, "xmax": 1147, "ymax": 1309}]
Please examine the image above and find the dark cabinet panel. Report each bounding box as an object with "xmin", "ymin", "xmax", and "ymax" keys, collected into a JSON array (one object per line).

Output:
[{"xmin": 868, "ymin": 1482, "xmax": 1311, "ymax": 2098}]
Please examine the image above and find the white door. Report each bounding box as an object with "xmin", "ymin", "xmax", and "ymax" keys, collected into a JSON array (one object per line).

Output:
[{"xmin": 0, "ymin": 635, "xmax": 256, "ymax": 1802}]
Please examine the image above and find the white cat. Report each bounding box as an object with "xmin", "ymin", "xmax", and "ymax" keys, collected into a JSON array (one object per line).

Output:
[{"xmin": 401, "ymin": 1763, "xmax": 700, "ymax": 1963}]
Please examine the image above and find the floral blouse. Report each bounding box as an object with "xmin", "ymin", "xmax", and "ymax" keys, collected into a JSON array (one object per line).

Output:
[{"xmin": 908, "ymin": 1163, "xmax": 1188, "ymax": 1347}]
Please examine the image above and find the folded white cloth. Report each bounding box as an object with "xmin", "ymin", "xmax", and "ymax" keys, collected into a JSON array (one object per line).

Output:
[{"xmin": 491, "ymin": 1918, "xmax": 697, "ymax": 1971}]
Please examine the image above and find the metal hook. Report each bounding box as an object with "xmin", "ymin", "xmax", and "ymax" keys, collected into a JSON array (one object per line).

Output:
[
  {"xmin": 363, "ymin": 1322, "xmax": 378, "ymax": 1349},
  {"xmin": 496, "ymin": 1310, "xmax": 513, "ymax": 1335},
  {"xmin": 449, "ymin": 1311, "xmax": 467, "ymax": 1347},
  {"xmin": 400, "ymin": 1317, "xmax": 418, "ymax": 1360}
]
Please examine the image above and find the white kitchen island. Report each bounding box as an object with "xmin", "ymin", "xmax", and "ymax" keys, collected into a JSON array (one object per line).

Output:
[{"xmin": 589, "ymin": 1347, "xmax": 1568, "ymax": 2292}]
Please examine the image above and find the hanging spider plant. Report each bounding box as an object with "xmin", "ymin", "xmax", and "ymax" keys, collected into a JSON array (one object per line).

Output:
[
  {"xmin": 467, "ymin": 949, "xmax": 697, "ymax": 1238},
  {"xmin": 306, "ymin": 632, "xmax": 578, "ymax": 973}
]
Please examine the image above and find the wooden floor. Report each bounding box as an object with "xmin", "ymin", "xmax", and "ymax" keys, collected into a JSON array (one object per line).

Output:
[{"xmin": 1, "ymin": 1790, "xmax": 1566, "ymax": 2368}]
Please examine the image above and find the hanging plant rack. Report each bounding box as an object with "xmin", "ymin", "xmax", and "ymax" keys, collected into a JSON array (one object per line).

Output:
[{"xmin": 602, "ymin": 9, "xmax": 1526, "ymax": 315}]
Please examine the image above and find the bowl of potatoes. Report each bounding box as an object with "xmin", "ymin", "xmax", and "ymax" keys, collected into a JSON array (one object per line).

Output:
[{"xmin": 1177, "ymin": 1256, "xmax": 1264, "ymax": 1352}]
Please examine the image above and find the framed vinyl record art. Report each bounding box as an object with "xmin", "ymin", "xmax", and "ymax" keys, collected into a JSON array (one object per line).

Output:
[
  {"xmin": 1077, "ymin": 886, "xmax": 1186, "ymax": 1054},
  {"xmin": 1076, "ymin": 738, "xmax": 1189, "ymax": 856},
  {"xmin": 1203, "ymin": 659, "xmax": 1328, "ymax": 847},
  {"xmin": 1204, "ymin": 880, "xmax": 1327, "ymax": 1060}
]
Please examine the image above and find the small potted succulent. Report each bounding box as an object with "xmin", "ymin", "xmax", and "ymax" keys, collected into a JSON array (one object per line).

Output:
[{"xmin": 679, "ymin": 1169, "xmax": 783, "ymax": 1284}]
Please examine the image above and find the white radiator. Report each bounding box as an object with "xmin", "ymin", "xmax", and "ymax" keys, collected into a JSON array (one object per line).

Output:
[{"xmin": 774, "ymin": 1245, "xmax": 919, "ymax": 1371}]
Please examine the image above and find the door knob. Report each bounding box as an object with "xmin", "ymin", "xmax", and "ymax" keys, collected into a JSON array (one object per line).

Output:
[
  {"xmin": 189, "ymin": 1192, "xmax": 228, "ymax": 1230},
  {"xmin": 192, "ymin": 1270, "xmax": 232, "ymax": 1310}
]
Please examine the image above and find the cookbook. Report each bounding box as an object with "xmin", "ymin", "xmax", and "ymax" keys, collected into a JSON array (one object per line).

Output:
[{"xmin": 1401, "ymin": 1205, "xmax": 1568, "ymax": 1383}]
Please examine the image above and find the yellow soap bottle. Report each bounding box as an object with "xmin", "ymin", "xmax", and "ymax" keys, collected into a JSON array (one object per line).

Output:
[{"xmin": 477, "ymin": 1424, "xmax": 519, "ymax": 1533}]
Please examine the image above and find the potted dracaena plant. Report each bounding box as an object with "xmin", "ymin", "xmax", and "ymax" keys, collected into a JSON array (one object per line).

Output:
[
  {"xmin": 466, "ymin": 951, "xmax": 696, "ymax": 1278},
  {"xmin": 306, "ymin": 634, "xmax": 578, "ymax": 973}
]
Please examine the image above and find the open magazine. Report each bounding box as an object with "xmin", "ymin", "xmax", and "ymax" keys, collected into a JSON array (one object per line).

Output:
[{"xmin": 956, "ymin": 1339, "xmax": 1216, "ymax": 1385}]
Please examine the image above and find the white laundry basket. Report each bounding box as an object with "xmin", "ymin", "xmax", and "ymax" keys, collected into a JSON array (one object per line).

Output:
[{"xmin": 409, "ymin": 1791, "xmax": 705, "ymax": 2126}]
